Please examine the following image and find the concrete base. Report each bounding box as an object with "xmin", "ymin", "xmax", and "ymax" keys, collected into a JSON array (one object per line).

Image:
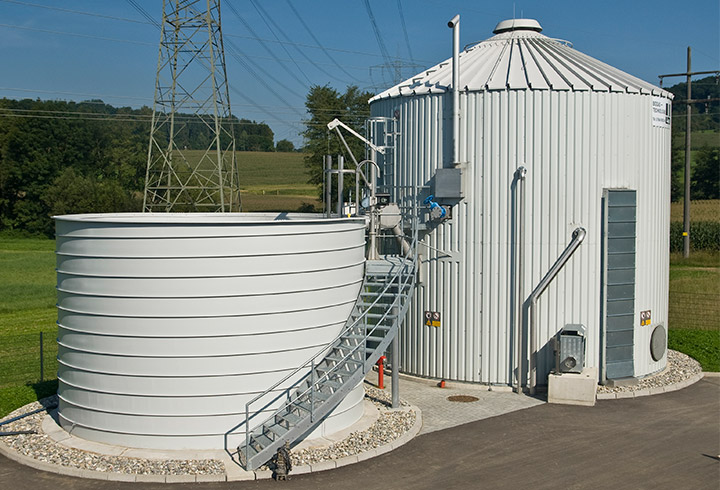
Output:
[
  {"xmin": 548, "ymin": 368, "xmax": 598, "ymax": 407},
  {"xmin": 604, "ymin": 376, "xmax": 639, "ymax": 388}
]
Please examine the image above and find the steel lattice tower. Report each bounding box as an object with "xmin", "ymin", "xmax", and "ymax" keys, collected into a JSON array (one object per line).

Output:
[{"xmin": 143, "ymin": 0, "xmax": 239, "ymax": 212}]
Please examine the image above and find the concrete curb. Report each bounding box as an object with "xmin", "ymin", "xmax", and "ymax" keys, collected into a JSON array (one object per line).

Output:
[
  {"xmin": 596, "ymin": 372, "xmax": 705, "ymax": 400},
  {"xmin": 0, "ymin": 405, "xmax": 423, "ymax": 483}
]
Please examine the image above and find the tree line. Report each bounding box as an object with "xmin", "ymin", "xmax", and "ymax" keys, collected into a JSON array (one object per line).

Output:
[{"xmin": 0, "ymin": 98, "xmax": 279, "ymax": 236}]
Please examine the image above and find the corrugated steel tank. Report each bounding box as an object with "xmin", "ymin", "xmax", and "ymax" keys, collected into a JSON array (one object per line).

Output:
[
  {"xmin": 55, "ymin": 212, "xmax": 366, "ymax": 449},
  {"xmin": 369, "ymin": 19, "xmax": 672, "ymax": 386}
]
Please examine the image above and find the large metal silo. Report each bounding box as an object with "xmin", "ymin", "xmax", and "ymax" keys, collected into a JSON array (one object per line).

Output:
[
  {"xmin": 55, "ymin": 212, "xmax": 367, "ymax": 449},
  {"xmin": 369, "ymin": 19, "xmax": 672, "ymax": 387}
]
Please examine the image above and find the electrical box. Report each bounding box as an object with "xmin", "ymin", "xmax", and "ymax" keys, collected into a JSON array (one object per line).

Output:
[
  {"xmin": 555, "ymin": 324, "xmax": 586, "ymax": 374},
  {"xmin": 434, "ymin": 168, "xmax": 463, "ymax": 199}
]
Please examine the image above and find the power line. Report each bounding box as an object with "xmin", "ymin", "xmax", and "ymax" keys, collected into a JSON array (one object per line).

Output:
[
  {"xmin": 246, "ymin": 0, "xmax": 313, "ymax": 85},
  {"xmin": 247, "ymin": 0, "xmax": 352, "ymax": 86},
  {"xmin": 125, "ymin": 0, "xmax": 161, "ymax": 28},
  {"xmin": 396, "ymin": 0, "xmax": 415, "ymax": 65},
  {"xmin": 224, "ymin": 1, "xmax": 310, "ymax": 90},
  {"xmin": 363, "ymin": 0, "xmax": 392, "ymax": 67},
  {"xmin": 0, "ymin": 22, "xmax": 153, "ymax": 46},
  {"xmin": 284, "ymin": 0, "xmax": 359, "ymax": 82},
  {"xmin": 0, "ymin": 0, "xmax": 150, "ymax": 24}
]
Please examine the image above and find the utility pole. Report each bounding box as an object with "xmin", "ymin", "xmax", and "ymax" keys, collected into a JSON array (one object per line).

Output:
[
  {"xmin": 659, "ymin": 50, "xmax": 720, "ymax": 258},
  {"xmin": 144, "ymin": 0, "xmax": 239, "ymax": 213}
]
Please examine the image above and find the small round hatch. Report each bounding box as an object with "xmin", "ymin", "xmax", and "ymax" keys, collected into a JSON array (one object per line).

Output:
[
  {"xmin": 650, "ymin": 324, "xmax": 667, "ymax": 361},
  {"xmin": 447, "ymin": 395, "xmax": 479, "ymax": 403}
]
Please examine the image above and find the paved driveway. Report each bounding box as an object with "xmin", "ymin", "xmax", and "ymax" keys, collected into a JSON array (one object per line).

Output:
[{"xmin": 1, "ymin": 377, "xmax": 718, "ymax": 490}]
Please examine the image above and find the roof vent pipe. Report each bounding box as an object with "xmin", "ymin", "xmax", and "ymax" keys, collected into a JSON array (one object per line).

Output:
[{"xmin": 448, "ymin": 14, "xmax": 460, "ymax": 167}]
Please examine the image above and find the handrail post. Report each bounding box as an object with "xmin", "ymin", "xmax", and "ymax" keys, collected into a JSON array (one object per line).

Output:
[
  {"xmin": 310, "ymin": 360, "xmax": 315, "ymax": 423},
  {"xmin": 526, "ymin": 227, "xmax": 586, "ymax": 395},
  {"xmin": 244, "ymin": 403, "xmax": 249, "ymax": 467}
]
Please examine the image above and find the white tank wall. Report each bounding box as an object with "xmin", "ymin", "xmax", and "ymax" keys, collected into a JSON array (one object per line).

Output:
[
  {"xmin": 55, "ymin": 213, "xmax": 367, "ymax": 449},
  {"xmin": 371, "ymin": 89, "xmax": 671, "ymax": 385}
]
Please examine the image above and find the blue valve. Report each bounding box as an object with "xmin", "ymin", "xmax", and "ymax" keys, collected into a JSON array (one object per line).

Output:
[{"xmin": 423, "ymin": 195, "xmax": 447, "ymax": 220}]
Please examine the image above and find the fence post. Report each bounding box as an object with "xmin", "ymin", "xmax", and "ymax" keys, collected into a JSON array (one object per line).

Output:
[{"xmin": 39, "ymin": 331, "xmax": 44, "ymax": 382}]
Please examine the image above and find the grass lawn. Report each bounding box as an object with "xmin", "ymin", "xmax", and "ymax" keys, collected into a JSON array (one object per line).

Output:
[
  {"xmin": 176, "ymin": 150, "xmax": 322, "ymax": 212},
  {"xmin": 0, "ymin": 234, "xmax": 58, "ymax": 416},
  {"xmin": 667, "ymin": 251, "xmax": 720, "ymax": 371}
]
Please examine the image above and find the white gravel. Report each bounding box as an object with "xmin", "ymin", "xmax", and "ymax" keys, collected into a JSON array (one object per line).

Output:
[
  {"xmin": 0, "ymin": 396, "xmax": 225, "ymax": 476},
  {"xmin": 0, "ymin": 388, "xmax": 417, "ymax": 476},
  {"xmin": 597, "ymin": 349, "xmax": 702, "ymax": 394},
  {"xmin": 291, "ymin": 387, "xmax": 416, "ymax": 466}
]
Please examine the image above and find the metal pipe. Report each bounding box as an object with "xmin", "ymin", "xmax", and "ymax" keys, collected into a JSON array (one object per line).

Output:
[
  {"xmin": 683, "ymin": 47, "xmax": 691, "ymax": 258},
  {"xmin": 526, "ymin": 227, "xmax": 586, "ymax": 395},
  {"xmin": 391, "ymin": 327, "xmax": 400, "ymax": 409},
  {"xmin": 392, "ymin": 224, "xmax": 412, "ymax": 257},
  {"xmin": 513, "ymin": 166, "xmax": 527, "ymax": 393},
  {"xmin": 325, "ymin": 155, "xmax": 332, "ymax": 218},
  {"xmin": 337, "ymin": 155, "xmax": 344, "ymax": 217},
  {"xmin": 448, "ymin": 14, "xmax": 460, "ymax": 167},
  {"xmin": 377, "ymin": 355, "xmax": 386, "ymax": 389},
  {"xmin": 368, "ymin": 148, "xmax": 378, "ymax": 260}
]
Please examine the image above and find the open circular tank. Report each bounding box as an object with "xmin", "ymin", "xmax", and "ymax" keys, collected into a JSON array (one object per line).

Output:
[{"xmin": 54, "ymin": 212, "xmax": 367, "ymax": 449}]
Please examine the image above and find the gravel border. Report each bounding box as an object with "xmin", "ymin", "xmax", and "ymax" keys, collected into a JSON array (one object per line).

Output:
[
  {"xmin": 0, "ymin": 390, "xmax": 422, "ymax": 483},
  {"xmin": 597, "ymin": 350, "xmax": 704, "ymax": 400}
]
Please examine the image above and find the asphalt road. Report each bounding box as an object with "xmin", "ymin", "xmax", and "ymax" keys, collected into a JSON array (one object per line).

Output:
[{"xmin": 1, "ymin": 377, "xmax": 718, "ymax": 490}]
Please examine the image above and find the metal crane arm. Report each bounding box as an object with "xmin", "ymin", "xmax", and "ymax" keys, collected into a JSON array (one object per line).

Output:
[{"xmin": 327, "ymin": 118, "xmax": 386, "ymax": 155}]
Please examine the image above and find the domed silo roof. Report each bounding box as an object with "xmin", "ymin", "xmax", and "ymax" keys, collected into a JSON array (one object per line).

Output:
[{"xmin": 370, "ymin": 19, "xmax": 672, "ymax": 100}]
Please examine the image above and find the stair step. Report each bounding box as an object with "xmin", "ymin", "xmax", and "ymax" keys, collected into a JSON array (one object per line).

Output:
[
  {"xmin": 265, "ymin": 422, "xmax": 288, "ymax": 439},
  {"xmin": 280, "ymin": 411, "xmax": 302, "ymax": 426},
  {"xmin": 365, "ymin": 312, "xmax": 398, "ymax": 319},
  {"xmin": 316, "ymin": 364, "xmax": 355, "ymax": 376},
  {"xmin": 325, "ymin": 355, "xmax": 363, "ymax": 364},
  {"xmin": 343, "ymin": 334, "xmax": 386, "ymax": 343},
  {"xmin": 252, "ymin": 433, "xmax": 273, "ymax": 450}
]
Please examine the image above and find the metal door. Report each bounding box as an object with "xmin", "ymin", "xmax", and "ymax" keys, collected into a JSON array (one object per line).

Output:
[{"xmin": 602, "ymin": 189, "xmax": 636, "ymax": 380}]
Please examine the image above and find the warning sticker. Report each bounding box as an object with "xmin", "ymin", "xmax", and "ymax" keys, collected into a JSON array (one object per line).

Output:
[
  {"xmin": 652, "ymin": 97, "xmax": 670, "ymax": 129},
  {"xmin": 640, "ymin": 310, "xmax": 652, "ymax": 326},
  {"xmin": 424, "ymin": 311, "xmax": 441, "ymax": 328}
]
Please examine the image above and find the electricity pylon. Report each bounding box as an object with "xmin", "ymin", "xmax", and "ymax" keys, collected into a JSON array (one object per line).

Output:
[{"xmin": 143, "ymin": 0, "xmax": 240, "ymax": 212}]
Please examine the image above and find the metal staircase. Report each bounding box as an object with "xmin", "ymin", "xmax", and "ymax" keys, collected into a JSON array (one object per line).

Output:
[{"xmin": 232, "ymin": 239, "xmax": 416, "ymax": 470}]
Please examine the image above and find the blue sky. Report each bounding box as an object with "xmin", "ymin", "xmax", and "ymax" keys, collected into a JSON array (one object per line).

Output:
[{"xmin": 0, "ymin": 0, "xmax": 718, "ymax": 146}]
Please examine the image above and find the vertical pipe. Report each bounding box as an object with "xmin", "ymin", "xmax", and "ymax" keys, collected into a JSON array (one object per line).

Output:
[
  {"xmin": 39, "ymin": 331, "xmax": 44, "ymax": 382},
  {"xmin": 683, "ymin": 47, "xmax": 692, "ymax": 258},
  {"xmin": 337, "ymin": 155, "xmax": 344, "ymax": 217},
  {"xmin": 325, "ymin": 155, "xmax": 332, "ymax": 218},
  {"xmin": 448, "ymin": 15, "xmax": 460, "ymax": 167},
  {"xmin": 391, "ymin": 336, "xmax": 400, "ymax": 408},
  {"xmin": 514, "ymin": 167, "xmax": 526, "ymax": 393}
]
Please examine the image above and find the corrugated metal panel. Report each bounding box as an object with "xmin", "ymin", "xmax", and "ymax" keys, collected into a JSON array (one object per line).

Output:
[
  {"xmin": 370, "ymin": 23, "xmax": 672, "ymax": 102},
  {"xmin": 54, "ymin": 213, "xmax": 367, "ymax": 449},
  {"xmin": 371, "ymin": 87, "xmax": 671, "ymax": 386}
]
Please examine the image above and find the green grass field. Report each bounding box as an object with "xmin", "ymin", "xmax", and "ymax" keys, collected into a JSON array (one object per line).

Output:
[
  {"xmin": 673, "ymin": 130, "xmax": 720, "ymax": 149},
  {"xmin": 0, "ymin": 235, "xmax": 58, "ymax": 416},
  {"xmin": 179, "ymin": 150, "xmax": 322, "ymax": 212}
]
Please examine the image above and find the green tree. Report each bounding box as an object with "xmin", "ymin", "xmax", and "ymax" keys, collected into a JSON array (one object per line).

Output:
[
  {"xmin": 692, "ymin": 146, "xmax": 719, "ymax": 200},
  {"xmin": 275, "ymin": 139, "xmax": 295, "ymax": 152},
  {"xmin": 302, "ymin": 85, "xmax": 372, "ymax": 199}
]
